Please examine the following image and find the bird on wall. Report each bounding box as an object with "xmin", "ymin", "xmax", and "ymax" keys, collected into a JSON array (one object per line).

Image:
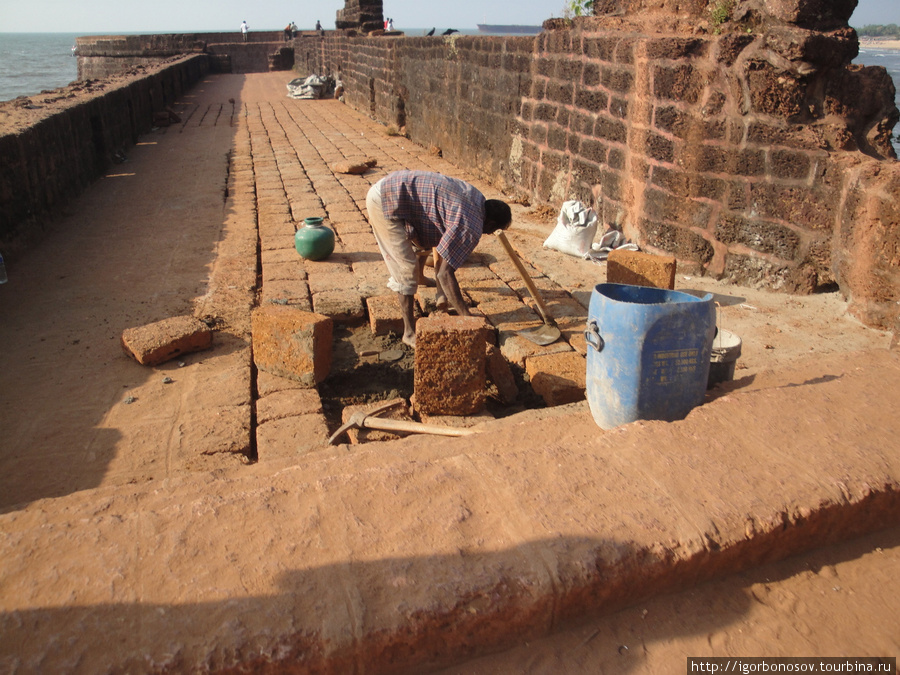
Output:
[
  {"xmin": 442, "ymin": 28, "xmax": 458, "ymax": 35},
  {"xmin": 426, "ymin": 27, "xmax": 435, "ymax": 35}
]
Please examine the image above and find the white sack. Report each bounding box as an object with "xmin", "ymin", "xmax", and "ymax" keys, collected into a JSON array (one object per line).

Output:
[{"xmin": 543, "ymin": 200, "xmax": 598, "ymax": 258}]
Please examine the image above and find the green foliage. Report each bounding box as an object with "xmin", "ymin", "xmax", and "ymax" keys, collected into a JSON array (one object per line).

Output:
[
  {"xmin": 565, "ymin": 0, "xmax": 594, "ymax": 17},
  {"xmin": 854, "ymin": 24, "xmax": 900, "ymax": 38},
  {"xmin": 710, "ymin": 0, "xmax": 735, "ymax": 27}
]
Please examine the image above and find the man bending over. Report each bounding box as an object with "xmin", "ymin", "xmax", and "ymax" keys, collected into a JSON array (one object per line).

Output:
[{"xmin": 366, "ymin": 170, "xmax": 512, "ymax": 348}]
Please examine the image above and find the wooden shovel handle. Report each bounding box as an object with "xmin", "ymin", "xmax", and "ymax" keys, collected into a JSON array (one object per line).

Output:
[{"xmin": 495, "ymin": 230, "xmax": 556, "ymax": 327}]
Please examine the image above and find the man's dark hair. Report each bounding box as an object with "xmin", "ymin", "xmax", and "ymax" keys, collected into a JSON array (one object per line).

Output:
[{"xmin": 483, "ymin": 199, "xmax": 512, "ymax": 234}]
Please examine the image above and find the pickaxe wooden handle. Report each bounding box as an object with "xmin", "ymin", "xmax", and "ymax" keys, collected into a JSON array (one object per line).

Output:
[{"xmin": 328, "ymin": 401, "xmax": 478, "ymax": 445}]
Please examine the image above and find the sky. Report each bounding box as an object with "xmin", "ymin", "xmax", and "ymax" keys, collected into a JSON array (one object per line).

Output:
[{"xmin": 2, "ymin": 0, "xmax": 899, "ymax": 34}]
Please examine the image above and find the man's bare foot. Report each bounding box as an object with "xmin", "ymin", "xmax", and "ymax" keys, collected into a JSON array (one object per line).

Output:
[{"xmin": 402, "ymin": 334, "xmax": 416, "ymax": 349}]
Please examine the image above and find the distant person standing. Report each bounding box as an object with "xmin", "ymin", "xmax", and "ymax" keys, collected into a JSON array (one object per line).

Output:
[
  {"xmin": 284, "ymin": 22, "xmax": 293, "ymax": 41},
  {"xmin": 240, "ymin": 20, "xmax": 249, "ymax": 42},
  {"xmin": 387, "ymin": 17, "xmax": 394, "ymax": 31},
  {"xmin": 315, "ymin": 19, "xmax": 322, "ymax": 31}
]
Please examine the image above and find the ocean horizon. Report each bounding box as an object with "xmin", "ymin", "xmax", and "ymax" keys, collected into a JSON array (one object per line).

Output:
[{"xmin": 1, "ymin": 32, "xmax": 898, "ymax": 153}]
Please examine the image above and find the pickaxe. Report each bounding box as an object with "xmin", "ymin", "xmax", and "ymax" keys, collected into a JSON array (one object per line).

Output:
[{"xmin": 328, "ymin": 400, "xmax": 478, "ymax": 445}]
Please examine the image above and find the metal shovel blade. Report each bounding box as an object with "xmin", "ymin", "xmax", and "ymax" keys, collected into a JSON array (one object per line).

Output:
[{"xmin": 518, "ymin": 323, "xmax": 562, "ymax": 346}]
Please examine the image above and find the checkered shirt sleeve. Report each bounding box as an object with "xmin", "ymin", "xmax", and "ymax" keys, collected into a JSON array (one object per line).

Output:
[{"xmin": 380, "ymin": 171, "xmax": 485, "ymax": 270}]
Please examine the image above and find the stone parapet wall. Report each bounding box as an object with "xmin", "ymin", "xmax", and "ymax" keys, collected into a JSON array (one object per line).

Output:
[
  {"xmin": 295, "ymin": 15, "xmax": 899, "ymax": 328},
  {"xmin": 75, "ymin": 33, "xmax": 288, "ymax": 79},
  {"xmin": 0, "ymin": 55, "xmax": 208, "ymax": 257}
]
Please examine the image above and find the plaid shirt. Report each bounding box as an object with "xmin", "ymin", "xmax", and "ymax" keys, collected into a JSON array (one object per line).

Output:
[{"xmin": 379, "ymin": 170, "xmax": 485, "ymax": 270}]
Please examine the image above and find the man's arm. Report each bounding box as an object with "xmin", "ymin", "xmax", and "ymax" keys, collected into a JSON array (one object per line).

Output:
[{"xmin": 434, "ymin": 252, "xmax": 470, "ymax": 316}]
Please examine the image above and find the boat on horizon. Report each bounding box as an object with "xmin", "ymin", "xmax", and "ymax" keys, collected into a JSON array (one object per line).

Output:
[{"xmin": 477, "ymin": 24, "xmax": 542, "ymax": 35}]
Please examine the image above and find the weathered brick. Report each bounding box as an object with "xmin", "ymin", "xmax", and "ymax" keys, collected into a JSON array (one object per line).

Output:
[
  {"xmin": 478, "ymin": 298, "xmax": 542, "ymax": 332},
  {"xmin": 121, "ymin": 315, "xmax": 213, "ymax": 366},
  {"xmin": 261, "ymin": 280, "xmax": 312, "ymax": 310},
  {"xmin": 525, "ymin": 352, "xmax": 586, "ymax": 407},
  {"xmin": 256, "ymin": 389, "xmax": 323, "ymax": 424},
  {"xmin": 256, "ymin": 414, "xmax": 330, "ymax": 461},
  {"xmin": 251, "ymin": 305, "xmax": 332, "ymax": 386},
  {"xmin": 607, "ymin": 249, "xmax": 677, "ymax": 289},
  {"xmin": 366, "ymin": 294, "xmax": 404, "ymax": 336},
  {"xmin": 312, "ymin": 289, "xmax": 366, "ymax": 324},
  {"xmin": 499, "ymin": 330, "xmax": 572, "ymax": 368},
  {"xmin": 307, "ymin": 271, "xmax": 358, "ymax": 294},
  {"xmin": 640, "ymin": 219, "xmax": 715, "ymax": 265},
  {"xmin": 653, "ymin": 64, "xmax": 703, "ymax": 104},
  {"xmin": 414, "ymin": 315, "xmax": 486, "ymax": 415}
]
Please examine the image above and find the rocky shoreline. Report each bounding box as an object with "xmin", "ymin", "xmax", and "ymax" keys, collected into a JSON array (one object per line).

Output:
[{"xmin": 859, "ymin": 37, "xmax": 900, "ymax": 50}]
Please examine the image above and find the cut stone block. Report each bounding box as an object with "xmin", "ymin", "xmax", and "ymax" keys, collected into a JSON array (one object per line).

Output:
[
  {"xmin": 307, "ymin": 271, "xmax": 358, "ymax": 295},
  {"xmin": 121, "ymin": 315, "xmax": 213, "ymax": 366},
  {"xmin": 256, "ymin": 389, "xmax": 323, "ymax": 424},
  {"xmin": 478, "ymin": 298, "xmax": 542, "ymax": 332},
  {"xmin": 464, "ymin": 277, "xmax": 518, "ymax": 304},
  {"xmin": 261, "ymin": 279, "xmax": 312, "ymax": 310},
  {"xmin": 499, "ymin": 330, "xmax": 572, "ymax": 368},
  {"xmin": 607, "ymin": 249, "xmax": 676, "ymax": 290},
  {"xmin": 312, "ymin": 290, "xmax": 366, "ymax": 324},
  {"xmin": 486, "ymin": 344, "xmax": 518, "ymax": 404},
  {"xmin": 256, "ymin": 413, "xmax": 330, "ymax": 461},
  {"xmin": 251, "ymin": 305, "xmax": 332, "ymax": 386},
  {"xmin": 366, "ymin": 295, "xmax": 404, "ymax": 336},
  {"xmin": 414, "ymin": 315, "xmax": 487, "ymax": 415},
  {"xmin": 525, "ymin": 352, "xmax": 587, "ymax": 407},
  {"xmin": 415, "ymin": 287, "xmax": 444, "ymax": 314}
]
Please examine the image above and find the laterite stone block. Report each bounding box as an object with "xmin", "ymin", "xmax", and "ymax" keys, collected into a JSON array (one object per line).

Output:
[
  {"xmin": 414, "ymin": 315, "xmax": 486, "ymax": 415},
  {"xmin": 251, "ymin": 305, "xmax": 332, "ymax": 386},
  {"xmin": 121, "ymin": 315, "xmax": 213, "ymax": 366},
  {"xmin": 607, "ymin": 249, "xmax": 676, "ymax": 289},
  {"xmin": 366, "ymin": 295, "xmax": 404, "ymax": 336},
  {"xmin": 525, "ymin": 351, "xmax": 586, "ymax": 407}
]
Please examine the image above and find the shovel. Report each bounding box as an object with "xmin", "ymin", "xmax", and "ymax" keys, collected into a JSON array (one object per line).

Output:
[{"xmin": 495, "ymin": 230, "xmax": 562, "ymax": 346}]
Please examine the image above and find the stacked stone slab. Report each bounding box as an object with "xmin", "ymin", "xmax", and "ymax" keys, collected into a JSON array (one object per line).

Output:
[
  {"xmin": 335, "ymin": 0, "xmax": 383, "ymax": 33},
  {"xmin": 607, "ymin": 250, "xmax": 676, "ymax": 290},
  {"xmin": 525, "ymin": 352, "xmax": 586, "ymax": 407},
  {"xmin": 414, "ymin": 315, "xmax": 486, "ymax": 415},
  {"xmin": 251, "ymin": 305, "xmax": 333, "ymax": 386},
  {"xmin": 121, "ymin": 315, "xmax": 213, "ymax": 366}
]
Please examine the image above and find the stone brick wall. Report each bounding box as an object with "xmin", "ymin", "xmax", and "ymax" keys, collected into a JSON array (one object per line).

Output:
[
  {"xmin": 295, "ymin": 9, "xmax": 899, "ymax": 328},
  {"xmin": 76, "ymin": 33, "xmax": 289, "ymax": 78},
  {"xmin": 0, "ymin": 55, "xmax": 208, "ymax": 257}
]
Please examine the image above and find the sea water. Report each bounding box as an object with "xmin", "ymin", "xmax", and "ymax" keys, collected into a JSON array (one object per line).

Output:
[{"xmin": 0, "ymin": 33, "xmax": 80, "ymax": 101}]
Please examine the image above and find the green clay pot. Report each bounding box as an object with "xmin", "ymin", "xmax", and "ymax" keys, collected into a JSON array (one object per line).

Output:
[{"xmin": 295, "ymin": 217, "xmax": 335, "ymax": 261}]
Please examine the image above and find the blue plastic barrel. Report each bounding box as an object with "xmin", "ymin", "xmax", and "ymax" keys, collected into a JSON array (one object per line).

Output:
[{"xmin": 584, "ymin": 283, "xmax": 716, "ymax": 430}]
